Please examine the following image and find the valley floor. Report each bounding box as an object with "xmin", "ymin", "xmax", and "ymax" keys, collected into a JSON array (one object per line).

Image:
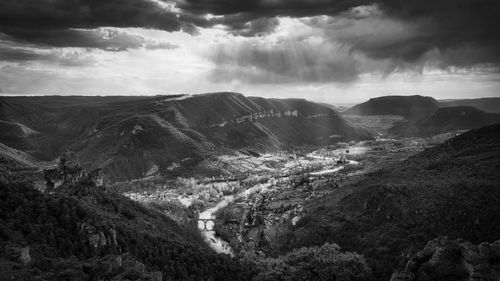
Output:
[{"xmin": 118, "ymin": 132, "xmax": 462, "ymax": 258}]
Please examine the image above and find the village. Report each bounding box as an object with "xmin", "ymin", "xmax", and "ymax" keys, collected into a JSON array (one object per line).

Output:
[{"xmin": 116, "ymin": 134, "xmax": 447, "ymax": 255}]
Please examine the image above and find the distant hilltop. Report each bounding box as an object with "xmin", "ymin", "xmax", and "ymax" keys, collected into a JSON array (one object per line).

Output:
[
  {"xmin": 344, "ymin": 95, "xmax": 500, "ymax": 136},
  {"xmin": 344, "ymin": 95, "xmax": 439, "ymax": 121}
]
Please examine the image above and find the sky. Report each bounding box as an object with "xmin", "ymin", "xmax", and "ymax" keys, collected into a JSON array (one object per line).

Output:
[{"xmin": 0, "ymin": 0, "xmax": 499, "ymax": 104}]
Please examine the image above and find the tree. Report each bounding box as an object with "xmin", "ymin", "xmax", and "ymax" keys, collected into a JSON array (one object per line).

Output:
[{"xmin": 253, "ymin": 243, "xmax": 373, "ymax": 281}]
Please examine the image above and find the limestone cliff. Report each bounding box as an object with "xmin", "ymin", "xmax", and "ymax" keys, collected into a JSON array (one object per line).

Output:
[{"xmin": 44, "ymin": 151, "xmax": 103, "ymax": 192}]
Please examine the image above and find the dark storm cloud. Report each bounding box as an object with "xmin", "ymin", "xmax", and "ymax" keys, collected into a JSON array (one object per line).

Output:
[
  {"xmin": 224, "ymin": 17, "xmax": 280, "ymax": 37},
  {"xmin": 0, "ymin": 0, "xmax": 181, "ymax": 48},
  {"xmin": 0, "ymin": 45, "xmax": 95, "ymax": 66},
  {"xmin": 0, "ymin": 33, "xmax": 52, "ymax": 62},
  {"xmin": 2, "ymin": 28, "xmax": 178, "ymax": 51},
  {"xmin": 0, "ymin": 0, "xmax": 499, "ymax": 87},
  {"xmin": 0, "ymin": 47, "xmax": 48, "ymax": 62},
  {"xmin": 0, "ymin": 33, "xmax": 93, "ymax": 66},
  {"xmin": 176, "ymin": 0, "xmax": 365, "ymax": 17},
  {"xmin": 0, "ymin": 0, "xmax": 181, "ymax": 31},
  {"xmin": 178, "ymin": 0, "xmax": 363, "ymax": 36},
  {"xmin": 348, "ymin": 0, "xmax": 500, "ymax": 65},
  {"xmin": 209, "ymin": 40, "xmax": 359, "ymax": 84},
  {"xmin": 179, "ymin": 0, "xmax": 500, "ymax": 66},
  {"xmin": 1, "ymin": 0, "xmax": 498, "ymax": 67},
  {"xmin": 180, "ymin": 13, "xmax": 280, "ymax": 37}
]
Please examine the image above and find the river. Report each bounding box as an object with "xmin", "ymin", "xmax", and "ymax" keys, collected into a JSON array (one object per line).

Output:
[
  {"xmin": 196, "ymin": 166, "xmax": 350, "ymax": 256},
  {"xmin": 197, "ymin": 146, "xmax": 368, "ymax": 255},
  {"xmin": 197, "ymin": 182, "xmax": 272, "ymax": 256}
]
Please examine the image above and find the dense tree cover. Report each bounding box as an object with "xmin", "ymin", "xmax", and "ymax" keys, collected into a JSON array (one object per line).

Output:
[
  {"xmin": 0, "ymin": 182, "xmax": 254, "ymax": 280},
  {"xmin": 280, "ymin": 123, "xmax": 500, "ymax": 281},
  {"xmin": 252, "ymin": 243, "xmax": 372, "ymax": 281}
]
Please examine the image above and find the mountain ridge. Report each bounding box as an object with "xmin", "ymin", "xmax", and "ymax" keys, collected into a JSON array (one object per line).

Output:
[{"xmin": 0, "ymin": 93, "xmax": 372, "ymax": 182}]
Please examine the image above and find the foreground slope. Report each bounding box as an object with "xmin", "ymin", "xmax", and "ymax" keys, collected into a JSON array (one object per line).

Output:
[
  {"xmin": 0, "ymin": 179, "xmax": 252, "ymax": 280},
  {"xmin": 0, "ymin": 93, "xmax": 371, "ymax": 181},
  {"xmin": 390, "ymin": 236, "xmax": 500, "ymax": 281},
  {"xmin": 0, "ymin": 153, "xmax": 377, "ymax": 281},
  {"xmin": 285, "ymin": 123, "xmax": 500, "ymax": 280}
]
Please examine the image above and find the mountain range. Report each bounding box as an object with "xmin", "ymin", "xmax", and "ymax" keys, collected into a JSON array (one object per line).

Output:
[{"xmin": 0, "ymin": 93, "xmax": 371, "ymax": 182}]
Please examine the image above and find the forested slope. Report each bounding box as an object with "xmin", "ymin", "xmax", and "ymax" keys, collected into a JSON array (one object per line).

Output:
[
  {"xmin": 284, "ymin": 123, "xmax": 500, "ymax": 280},
  {"xmin": 0, "ymin": 180, "xmax": 253, "ymax": 280}
]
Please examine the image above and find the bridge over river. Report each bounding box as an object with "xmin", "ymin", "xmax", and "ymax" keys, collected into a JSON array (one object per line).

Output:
[
  {"xmin": 198, "ymin": 218, "xmax": 239, "ymax": 231},
  {"xmin": 196, "ymin": 147, "xmax": 367, "ymax": 255}
]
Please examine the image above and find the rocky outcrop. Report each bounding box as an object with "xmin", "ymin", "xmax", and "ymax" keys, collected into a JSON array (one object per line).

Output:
[
  {"xmin": 44, "ymin": 151, "xmax": 103, "ymax": 192},
  {"xmin": 78, "ymin": 221, "xmax": 118, "ymax": 252},
  {"xmin": 5, "ymin": 245, "xmax": 31, "ymax": 265},
  {"xmin": 104, "ymin": 254, "xmax": 163, "ymax": 281},
  {"xmin": 390, "ymin": 236, "xmax": 500, "ymax": 281}
]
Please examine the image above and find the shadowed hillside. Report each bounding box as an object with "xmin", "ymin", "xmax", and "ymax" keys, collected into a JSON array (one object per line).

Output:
[
  {"xmin": 0, "ymin": 143, "xmax": 46, "ymax": 185},
  {"xmin": 344, "ymin": 95, "xmax": 439, "ymax": 121},
  {"xmin": 389, "ymin": 106, "xmax": 500, "ymax": 136},
  {"xmin": 439, "ymin": 97, "xmax": 500, "ymax": 113},
  {"xmin": 0, "ymin": 152, "xmax": 379, "ymax": 281},
  {"xmin": 0, "ymin": 173, "xmax": 253, "ymax": 280},
  {"xmin": 282, "ymin": 123, "xmax": 500, "ymax": 281},
  {"xmin": 0, "ymin": 93, "xmax": 372, "ymax": 182}
]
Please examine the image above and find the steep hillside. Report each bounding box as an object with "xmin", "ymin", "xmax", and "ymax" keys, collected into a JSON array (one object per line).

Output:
[
  {"xmin": 0, "ymin": 154, "xmax": 377, "ymax": 281},
  {"xmin": 0, "ymin": 96, "xmax": 154, "ymax": 157},
  {"xmin": 345, "ymin": 95, "xmax": 439, "ymax": 121},
  {"xmin": 0, "ymin": 142, "xmax": 46, "ymax": 184},
  {"xmin": 389, "ymin": 106, "xmax": 500, "ymax": 136},
  {"xmin": 390, "ymin": 237, "xmax": 500, "ymax": 281},
  {"xmin": 439, "ymin": 97, "xmax": 500, "ymax": 113},
  {"xmin": 0, "ymin": 175, "xmax": 252, "ymax": 280},
  {"xmin": 0, "ymin": 143, "xmax": 39, "ymax": 170},
  {"xmin": 282, "ymin": 123, "xmax": 500, "ymax": 281},
  {"xmin": 0, "ymin": 93, "xmax": 372, "ymax": 182}
]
